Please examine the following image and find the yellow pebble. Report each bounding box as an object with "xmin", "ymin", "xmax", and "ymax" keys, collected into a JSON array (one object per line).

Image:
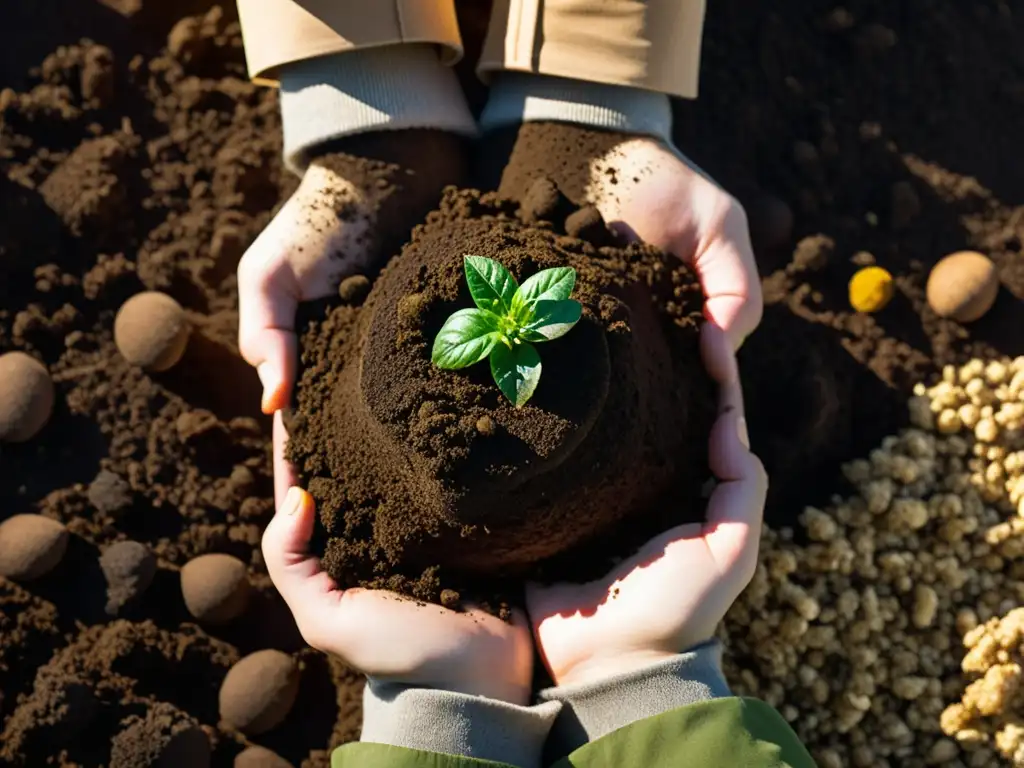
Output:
[{"xmin": 849, "ymin": 266, "xmax": 895, "ymax": 313}]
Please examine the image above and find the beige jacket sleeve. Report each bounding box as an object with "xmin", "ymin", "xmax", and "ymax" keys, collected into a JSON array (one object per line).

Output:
[
  {"xmin": 237, "ymin": 0, "xmax": 464, "ymax": 83},
  {"xmin": 238, "ymin": 0, "xmax": 705, "ymax": 98},
  {"xmin": 479, "ymin": 0, "xmax": 707, "ymax": 98}
]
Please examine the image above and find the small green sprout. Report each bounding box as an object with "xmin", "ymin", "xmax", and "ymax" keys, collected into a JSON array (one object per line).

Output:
[{"xmin": 431, "ymin": 255, "xmax": 582, "ymax": 408}]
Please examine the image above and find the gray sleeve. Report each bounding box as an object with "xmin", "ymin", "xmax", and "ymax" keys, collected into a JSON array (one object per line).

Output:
[
  {"xmin": 479, "ymin": 72, "xmax": 673, "ymax": 143},
  {"xmin": 537, "ymin": 640, "xmax": 731, "ymax": 757},
  {"xmin": 277, "ymin": 45, "xmax": 478, "ymax": 174},
  {"xmin": 361, "ymin": 679, "xmax": 562, "ymax": 768}
]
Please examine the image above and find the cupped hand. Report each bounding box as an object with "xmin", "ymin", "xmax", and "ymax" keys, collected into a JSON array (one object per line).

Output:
[
  {"xmin": 263, "ymin": 486, "xmax": 535, "ymax": 704},
  {"xmin": 237, "ymin": 132, "xmax": 466, "ymax": 502},
  {"xmin": 238, "ymin": 163, "xmax": 373, "ymax": 502},
  {"xmin": 525, "ymin": 323, "xmax": 767, "ymax": 687},
  {"xmin": 587, "ymin": 138, "xmax": 763, "ymax": 350}
]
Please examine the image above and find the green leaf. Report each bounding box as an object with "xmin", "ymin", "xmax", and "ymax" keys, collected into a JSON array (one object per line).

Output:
[
  {"xmin": 513, "ymin": 267, "xmax": 576, "ymax": 316},
  {"xmin": 490, "ymin": 342, "xmax": 542, "ymax": 408},
  {"xmin": 522, "ymin": 299, "xmax": 582, "ymax": 342},
  {"xmin": 464, "ymin": 255, "xmax": 519, "ymax": 315},
  {"xmin": 432, "ymin": 309, "xmax": 502, "ymax": 369}
]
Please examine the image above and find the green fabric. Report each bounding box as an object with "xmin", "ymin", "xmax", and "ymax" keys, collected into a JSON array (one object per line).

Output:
[
  {"xmin": 331, "ymin": 698, "xmax": 815, "ymax": 768},
  {"xmin": 553, "ymin": 698, "xmax": 816, "ymax": 768},
  {"xmin": 332, "ymin": 743, "xmax": 516, "ymax": 768}
]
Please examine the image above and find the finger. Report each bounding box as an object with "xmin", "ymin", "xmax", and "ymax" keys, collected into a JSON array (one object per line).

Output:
[
  {"xmin": 237, "ymin": 239, "xmax": 299, "ymax": 415},
  {"xmin": 702, "ymin": 411, "xmax": 768, "ymax": 585},
  {"xmin": 273, "ymin": 411, "xmax": 298, "ymax": 509},
  {"xmin": 694, "ymin": 209, "xmax": 762, "ymax": 350},
  {"xmin": 262, "ymin": 487, "xmax": 356, "ymax": 648}
]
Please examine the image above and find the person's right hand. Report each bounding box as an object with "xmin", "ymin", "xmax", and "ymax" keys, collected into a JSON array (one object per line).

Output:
[
  {"xmin": 237, "ymin": 132, "xmax": 466, "ymax": 503},
  {"xmin": 526, "ymin": 324, "xmax": 768, "ymax": 687},
  {"xmin": 263, "ymin": 486, "xmax": 535, "ymax": 705}
]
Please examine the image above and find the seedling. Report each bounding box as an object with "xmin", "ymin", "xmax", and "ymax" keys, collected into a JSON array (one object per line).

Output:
[{"xmin": 431, "ymin": 255, "xmax": 582, "ymax": 407}]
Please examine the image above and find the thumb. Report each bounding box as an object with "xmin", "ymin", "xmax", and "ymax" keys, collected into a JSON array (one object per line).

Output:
[
  {"xmin": 237, "ymin": 240, "xmax": 299, "ymax": 415},
  {"xmin": 262, "ymin": 486, "xmax": 318, "ymax": 580}
]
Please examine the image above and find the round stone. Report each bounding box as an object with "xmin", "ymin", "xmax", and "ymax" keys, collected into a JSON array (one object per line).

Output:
[
  {"xmin": 0, "ymin": 514, "xmax": 69, "ymax": 580},
  {"xmin": 218, "ymin": 650, "xmax": 300, "ymax": 735},
  {"xmin": 0, "ymin": 352, "xmax": 54, "ymax": 442},
  {"xmin": 180, "ymin": 553, "xmax": 251, "ymax": 624},
  {"xmin": 114, "ymin": 291, "xmax": 190, "ymax": 371}
]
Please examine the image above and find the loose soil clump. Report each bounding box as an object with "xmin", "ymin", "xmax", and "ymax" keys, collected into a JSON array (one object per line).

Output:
[{"xmin": 286, "ymin": 185, "xmax": 715, "ymax": 602}]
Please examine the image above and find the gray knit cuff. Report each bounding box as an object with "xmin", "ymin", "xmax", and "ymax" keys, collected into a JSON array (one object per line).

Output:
[
  {"xmin": 479, "ymin": 72, "xmax": 672, "ymax": 142},
  {"xmin": 278, "ymin": 45, "xmax": 478, "ymax": 173},
  {"xmin": 538, "ymin": 640, "xmax": 730, "ymax": 756},
  {"xmin": 361, "ymin": 680, "xmax": 562, "ymax": 768}
]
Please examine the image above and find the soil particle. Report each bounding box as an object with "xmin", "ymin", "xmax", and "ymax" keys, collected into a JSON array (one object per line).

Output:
[
  {"xmin": 80, "ymin": 44, "xmax": 115, "ymax": 107},
  {"xmin": 564, "ymin": 204, "xmax": 616, "ymax": 245},
  {"xmin": 0, "ymin": 514, "xmax": 69, "ymax": 580},
  {"xmin": 519, "ymin": 176, "xmax": 571, "ymax": 224},
  {"xmin": 0, "ymin": 351, "xmax": 55, "ymax": 442},
  {"xmin": 180, "ymin": 552, "xmax": 252, "ymax": 624},
  {"xmin": 218, "ymin": 649, "xmax": 300, "ymax": 736},
  {"xmin": 38, "ymin": 131, "xmax": 140, "ymax": 240},
  {"xmin": 109, "ymin": 701, "xmax": 211, "ymax": 768},
  {"xmin": 337, "ymin": 274, "xmax": 371, "ymax": 304},
  {"xmin": 99, "ymin": 539, "xmax": 156, "ymax": 615}
]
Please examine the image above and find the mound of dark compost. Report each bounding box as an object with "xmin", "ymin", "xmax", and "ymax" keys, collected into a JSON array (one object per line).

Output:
[{"xmin": 286, "ymin": 186, "xmax": 715, "ymax": 603}]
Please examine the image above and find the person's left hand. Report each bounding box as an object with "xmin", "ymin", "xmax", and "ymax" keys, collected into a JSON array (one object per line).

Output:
[
  {"xmin": 262, "ymin": 486, "xmax": 535, "ymax": 704},
  {"xmin": 587, "ymin": 138, "xmax": 762, "ymax": 351},
  {"xmin": 525, "ymin": 324, "xmax": 767, "ymax": 687}
]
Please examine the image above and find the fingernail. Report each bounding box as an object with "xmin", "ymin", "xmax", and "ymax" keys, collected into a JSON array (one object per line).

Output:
[
  {"xmin": 257, "ymin": 363, "xmax": 276, "ymax": 413},
  {"xmin": 281, "ymin": 486, "xmax": 302, "ymax": 516},
  {"xmin": 736, "ymin": 416, "xmax": 750, "ymax": 450}
]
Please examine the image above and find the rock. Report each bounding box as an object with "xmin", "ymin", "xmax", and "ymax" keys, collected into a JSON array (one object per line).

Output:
[
  {"xmin": 0, "ymin": 352, "xmax": 55, "ymax": 442},
  {"xmin": 338, "ymin": 275, "xmax": 371, "ymax": 304},
  {"xmin": 235, "ymin": 746, "xmax": 294, "ymax": 768},
  {"xmin": 926, "ymin": 251, "xmax": 1000, "ymax": 323},
  {"xmin": 100, "ymin": 540, "xmax": 156, "ymax": 615},
  {"xmin": 114, "ymin": 292, "xmax": 190, "ymax": 372},
  {"xmin": 180, "ymin": 553, "xmax": 251, "ymax": 624},
  {"xmin": 475, "ymin": 415, "xmax": 496, "ymax": 436},
  {"xmin": 88, "ymin": 470, "xmax": 133, "ymax": 516},
  {"xmin": 0, "ymin": 514, "xmax": 69, "ymax": 580},
  {"xmin": 219, "ymin": 650, "xmax": 300, "ymax": 735},
  {"xmin": 109, "ymin": 701, "xmax": 210, "ymax": 768}
]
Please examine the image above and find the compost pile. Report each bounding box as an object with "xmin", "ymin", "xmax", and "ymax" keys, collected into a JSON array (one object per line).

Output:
[{"xmin": 1, "ymin": 0, "xmax": 1023, "ymax": 766}]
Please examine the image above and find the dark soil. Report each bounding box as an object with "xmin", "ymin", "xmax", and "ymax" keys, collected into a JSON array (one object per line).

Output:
[
  {"xmin": 286, "ymin": 183, "xmax": 713, "ymax": 603},
  {"xmin": 1, "ymin": 0, "xmax": 1022, "ymax": 766}
]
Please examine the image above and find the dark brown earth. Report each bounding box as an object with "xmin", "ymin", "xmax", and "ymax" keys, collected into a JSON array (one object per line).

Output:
[
  {"xmin": 285, "ymin": 183, "xmax": 713, "ymax": 604},
  {"xmin": 1, "ymin": 0, "xmax": 1022, "ymax": 766}
]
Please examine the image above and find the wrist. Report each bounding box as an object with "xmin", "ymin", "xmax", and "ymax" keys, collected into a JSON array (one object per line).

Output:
[
  {"xmin": 361, "ymin": 680, "xmax": 560, "ymax": 767},
  {"xmin": 480, "ymin": 72, "xmax": 673, "ymax": 143},
  {"xmin": 555, "ymin": 649, "xmax": 680, "ymax": 688},
  {"xmin": 278, "ymin": 45, "xmax": 477, "ymax": 173}
]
